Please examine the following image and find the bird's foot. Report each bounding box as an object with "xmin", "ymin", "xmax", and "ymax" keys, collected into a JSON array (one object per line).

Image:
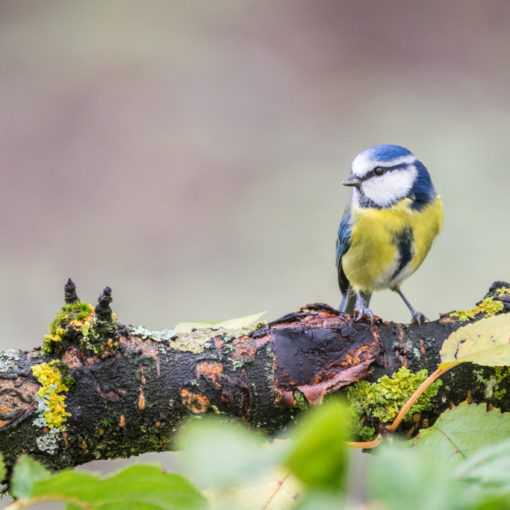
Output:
[
  {"xmin": 411, "ymin": 310, "xmax": 427, "ymax": 324},
  {"xmin": 353, "ymin": 291, "xmax": 376, "ymax": 326},
  {"xmin": 353, "ymin": 306, "xmax": 375, "ymax": 326}
]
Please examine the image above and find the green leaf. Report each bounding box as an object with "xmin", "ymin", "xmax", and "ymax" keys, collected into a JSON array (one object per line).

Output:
[
  {"xmin": 177, "ymin": 417, "xmax": 283, "ymax": 488},
  {"xmin": 14, "ymin": 462, "xmax": 205, "ymax": 509},
  {"xmin": 413, "ymin": 402, "xmax": 510, "ymax": 471},
  {"xmin": 205, "ymin": 467, "xmax": 302, "ymax": 510},
  {"xmin": 440, "ymin": 314, "xmax": 510, "ymax": 368},
  {"xmin": 284, "ymin": 399, "xmax": 351, "ymax": 490},
  {"xmin": 174, "ymin": 311, "xmax": 266, "ymax": 333},
  {"xmin": 11, "ymin": 455, "xmax": 51, "ymax": 499}
]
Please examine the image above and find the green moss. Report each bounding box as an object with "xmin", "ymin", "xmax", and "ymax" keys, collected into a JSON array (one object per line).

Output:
[
  {"xmin": 494, "ymin": 366, "xmax": 510, "ymax": 383},
  {"xmin": 494, "ymin": 388, "xmax": 507, "ymax": 400},
  {"xmin": 293, "ymin": 390, "xmax": 309, "ymax": 411},
  {"xmin": 359, "ymin": 426, "xmax": 376, "ymax": 441},
  {"xmin": 43, "ymin": 300, "xmax": 121, "ymax": 355},
  {"xmin": 474, "ymin": 367, "xmax": 510, "ymax": 401},
  {"xmin": 450, "ymin": 297, "xmax": 504, "ymax": 322},
  {"xmin": 31, "ymin": 360, "xmax": 71, "ymax": 431},
  {"xmin": 43, "ymin": 301, "xmax": 95, "ymax": 354},
  {"xmin": 347, "ymin": 367, "xmax": 442, "ymax": 426}
]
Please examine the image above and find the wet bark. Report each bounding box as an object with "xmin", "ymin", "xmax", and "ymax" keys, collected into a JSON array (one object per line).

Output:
[{"xmin": 0, "ymin": 280, "xmax": 509, "ymax": 472}]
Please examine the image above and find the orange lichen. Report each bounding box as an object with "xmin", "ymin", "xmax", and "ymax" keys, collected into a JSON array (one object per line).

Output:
[
  {"xmin": 341, "ymin": 342, "xmax": 379, "ymax": 367},
  {"xmin": 195, "ymin": 361, "xmax": 223, "ymax": 389},
  {"xmin": 180, "ymin": 388, "xmax": 211, "ymax": 414},
  {"xmin": 138, "ymin": 387, "xmax": 146, "ymax": 410},
  {"xmin": 232, "ymin": 337, "xmax": 256, "ymax": 360}
]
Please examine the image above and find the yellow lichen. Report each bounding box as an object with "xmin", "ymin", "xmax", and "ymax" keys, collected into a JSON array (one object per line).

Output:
[
  {"xmin": 98, "ymin": 337, "xmax": 119, "ymax": 358},
  {"xmin": 31, "ymin": 361, "xmax": 71, "ymax": 430},
  {"xmin": 450, "ymin": 297, "xmax": 504, "ymax": 322}
]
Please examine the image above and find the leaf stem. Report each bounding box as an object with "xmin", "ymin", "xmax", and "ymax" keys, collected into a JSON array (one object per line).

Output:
[
  {"xmin": 346, "ymin": 434, "xmax": 382, "ymax": 449},
  {"xmin": 386, "ymin": 365, "xmax": 452, "ymax": 433}
]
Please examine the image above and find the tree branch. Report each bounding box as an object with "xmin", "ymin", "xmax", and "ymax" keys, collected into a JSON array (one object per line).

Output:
[{"xmin": 1, "ymin": 280, "xmax": 509, "ymax": 472}]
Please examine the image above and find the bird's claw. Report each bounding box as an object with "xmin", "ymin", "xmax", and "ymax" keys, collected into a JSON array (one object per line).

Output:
[
  {"xmin": 411, "ymin": 311, "xmax": 427, "ymax": 324},
  {"xmin": 353, "ymin": 306, "xmax": 375, "ymax": 326}
]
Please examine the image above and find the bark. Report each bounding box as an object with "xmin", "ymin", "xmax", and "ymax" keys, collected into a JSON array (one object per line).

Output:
[{"xmin": 1, "ymin": 280, "xmax": 509, "ymax": 472}]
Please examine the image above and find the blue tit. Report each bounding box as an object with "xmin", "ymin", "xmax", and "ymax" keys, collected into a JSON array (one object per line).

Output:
[{"xmin": 336, "ymin": 144, "xmax": 443, "ymax": 324}]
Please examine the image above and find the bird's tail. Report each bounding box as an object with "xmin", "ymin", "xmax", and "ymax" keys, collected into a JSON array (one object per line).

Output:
[{"xmin": 339, "ymin": 287, "xmax": 371, "ymax": 315}]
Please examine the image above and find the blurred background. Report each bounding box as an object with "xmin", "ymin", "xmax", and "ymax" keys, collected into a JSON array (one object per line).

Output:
[
  {"xmin": 1, "ymin": 0, "xmax": 510, "ymax": 505},
  {"xmin": 2, "ymin": 0, "xmax": 510, "ymax": 350}
]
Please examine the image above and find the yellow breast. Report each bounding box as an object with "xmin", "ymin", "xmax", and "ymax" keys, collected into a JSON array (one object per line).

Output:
[{"xmin": 342, "ymin": 196, "xmax": 443, "ymax": 293}]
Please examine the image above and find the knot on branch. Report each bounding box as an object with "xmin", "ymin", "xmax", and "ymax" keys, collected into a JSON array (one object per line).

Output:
[
  {"xmin": 42, "ymin": 282, "xmax": 119, "ymax": 356},
  {"xmin": 95, "ymin": 287, "xmax": 113, "ymax": 322},
  {"xmin": 64, "ymin": 278, "xmax": 79, "ymax": 304}
]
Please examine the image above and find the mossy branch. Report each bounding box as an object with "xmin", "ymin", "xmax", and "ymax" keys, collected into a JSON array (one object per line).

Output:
[{"xmin": 0, "ymin": 280, "xmax": 509, "ymax": 473}]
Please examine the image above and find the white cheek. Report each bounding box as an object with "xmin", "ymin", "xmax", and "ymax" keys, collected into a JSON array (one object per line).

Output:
[
  {"xmin": 352, "ymin": 189, "xmax": 361, "ymax": 207},
  {"xmin": 362, "ymin": 167, "xmax": 416, "ymax": 206}
]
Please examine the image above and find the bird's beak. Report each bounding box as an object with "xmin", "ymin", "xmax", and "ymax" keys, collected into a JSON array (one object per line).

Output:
[{"xmin": 342, "ymin": 174, "xmax": 361, "ymax": 188}]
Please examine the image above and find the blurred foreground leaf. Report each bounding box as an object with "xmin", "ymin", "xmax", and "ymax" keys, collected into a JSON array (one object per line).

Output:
[
  {"xmin": 177, "ymin": 417, "xmax": 284, "ymax": 488},
  {"xmin": 205, "ymin": 467, "xmax": 301, "ymax": 510},
  {"xmin": 284, "ymin": 399, "xmax": 351, "ymax": 490},
  {"xmin": 440, "ymin": 314, "xmax": 510, "ymax": 368},
  {"xmin": 368, "ymin": 444, "xmax": 467, "ymax": 510},
  {"xmin": 10, "ymin": 458, "xmax": 205, "ymax": 510},
  {"xmin": 456, "ymin": 437, "xmax": 510, "ymax": 494},
  {"xmin": 11, "ymin": 455, "xmax": 50, "ymax": 500},
  {"xmin": 290, "ymin": 490, "xmax": 344, "ymax": 510}
]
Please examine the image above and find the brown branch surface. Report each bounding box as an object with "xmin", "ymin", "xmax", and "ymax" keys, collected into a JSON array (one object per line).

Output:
[{"xmin": 1, "ymin": 280, "xmax": 509, "ymax": 472}]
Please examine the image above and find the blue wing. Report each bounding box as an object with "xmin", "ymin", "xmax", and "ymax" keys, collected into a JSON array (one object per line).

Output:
[{"xmin": 336, "ymin": 206, "xmax": 352, "ymax": 296}]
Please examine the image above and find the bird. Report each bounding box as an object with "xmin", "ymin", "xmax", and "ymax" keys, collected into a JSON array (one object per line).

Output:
[{"xmin": 336, "ymin": 144, "xmax": 443, "ymax": 325}]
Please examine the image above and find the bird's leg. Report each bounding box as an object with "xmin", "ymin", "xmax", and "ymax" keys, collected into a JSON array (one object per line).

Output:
[
  {"xmin": 353, "ymin": 291, "xmax": 374, "ymax": 325},
  {"xmin": 339, "ymin": 286, "xmax": 357, "ymax": 314},
  {"xmin": 339, "ymin": 286, "xmax": 350, "ymax": 313},
  {"xmin": 394, "ymin": 287, "xmax": 426, "ymax": 324}
]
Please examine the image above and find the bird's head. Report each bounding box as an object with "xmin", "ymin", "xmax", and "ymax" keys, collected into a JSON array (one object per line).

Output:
[{"xmin": 343, "ymin": 145, "xmax": 436, "ymax": 209}]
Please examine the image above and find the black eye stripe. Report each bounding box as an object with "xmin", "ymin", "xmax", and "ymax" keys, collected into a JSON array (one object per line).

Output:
[{"xmin": 359, "ymin": 162, "xmax": 409, "ymax": 182}]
